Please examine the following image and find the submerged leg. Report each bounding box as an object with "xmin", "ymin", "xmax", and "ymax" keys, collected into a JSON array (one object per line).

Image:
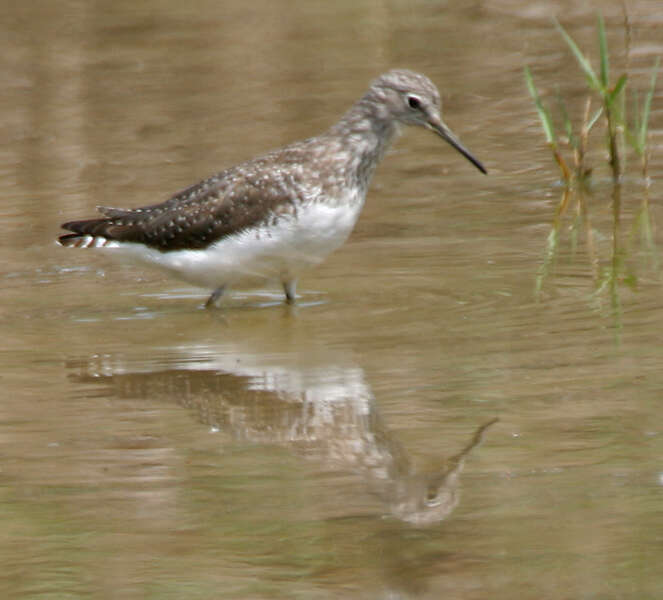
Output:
[
  {"xmin": 283, "ymin": 279, "xmax": 298, "ymax": 304},
  {"xmin": 205, "ymin": 285, "xmax": 226, "ymax": 309}
]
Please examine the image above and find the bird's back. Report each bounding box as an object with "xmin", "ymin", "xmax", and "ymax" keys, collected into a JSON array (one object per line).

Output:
[{"xmin": 58, "ymin": 135, "xmax": 345, "ymax": 253}]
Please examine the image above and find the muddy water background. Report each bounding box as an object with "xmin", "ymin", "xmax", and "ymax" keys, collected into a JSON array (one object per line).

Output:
[{"xmin": 2, "ymin": 1, "xmax": 663, "ymax": 598}]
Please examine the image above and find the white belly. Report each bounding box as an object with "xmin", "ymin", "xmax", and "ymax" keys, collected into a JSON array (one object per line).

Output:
[{"xmin": 102, "ymin": 196, "xmax": 364, "ymax": 290}]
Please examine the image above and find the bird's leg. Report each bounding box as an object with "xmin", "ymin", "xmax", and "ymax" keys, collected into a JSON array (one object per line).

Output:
[
  {"xmin": 283, "ymin": 279, "xmax": 298, "ymax": 304},
  {"xmin": 205, "ymin": 285, "xmax": 226, "ymax": 309}
]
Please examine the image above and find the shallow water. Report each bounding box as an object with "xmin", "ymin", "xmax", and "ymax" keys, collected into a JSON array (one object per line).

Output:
[{"xmin": 2, "ymin": 1, "xmax": 663, "ymax": 598}]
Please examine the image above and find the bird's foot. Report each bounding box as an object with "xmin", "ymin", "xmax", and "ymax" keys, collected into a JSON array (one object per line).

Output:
[
  {"xmin": 205, "ymin": 285, "xmax": 226, "ymax": 309},
  {"xmin": 283, "ymin": 279, "xmax": 298, "ymax": 305}
]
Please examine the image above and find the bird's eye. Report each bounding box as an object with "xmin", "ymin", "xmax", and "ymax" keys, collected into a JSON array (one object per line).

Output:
[{"xmin": 407, "ymin": 95, "xmax": 422, "ymax": 110}]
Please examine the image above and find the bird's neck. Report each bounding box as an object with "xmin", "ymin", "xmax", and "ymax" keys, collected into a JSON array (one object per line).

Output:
[{"xmin": 326, "ymin": 99, "xmax": 401, "ymax": 192}]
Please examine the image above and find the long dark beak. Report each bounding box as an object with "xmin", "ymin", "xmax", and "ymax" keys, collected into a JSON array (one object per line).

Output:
[{"xmin": 427, "ymin": 116, "xmax": 487, "ymax": 174}]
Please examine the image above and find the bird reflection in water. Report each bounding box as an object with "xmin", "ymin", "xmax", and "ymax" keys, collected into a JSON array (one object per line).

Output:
[{"xmin": 68, "ymin": 349, "xmax": 497, "ymax": 526}]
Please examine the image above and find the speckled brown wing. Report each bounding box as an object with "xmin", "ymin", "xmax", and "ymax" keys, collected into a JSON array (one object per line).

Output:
[{"xmin": 59, "ymin": 158, "xmax": 304, "ymax": 252}]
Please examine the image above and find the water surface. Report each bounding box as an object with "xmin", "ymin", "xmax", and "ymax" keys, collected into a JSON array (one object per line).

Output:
[{"xmin": 2, "ymin": 1, "xmax": 663, "ymax": 598}]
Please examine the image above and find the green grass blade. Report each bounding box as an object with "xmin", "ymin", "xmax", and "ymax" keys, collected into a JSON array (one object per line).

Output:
[
  {"xmin": 639, "ymin": 57, "xmax": 660, "ymax": 148},
  {"xmin": 632, "ymin": 88, "xmax": 641, "ymax": 137},
  {"xmin": 587, "ymin": 106, "xmax": 604, "ymax": 132},
  {"xmin": 625, "ymin": 90, "xmax": 640, "ymax": 152},
  {"xmin": 608, "ymin": 73, "xmax": 627, "ymax": 105},
  {"xmin": 598, "ymin": 14, "xmax": 609, "ymax": 88},
  {"xmin": 554, "ymin": 18, "xmax": 601, "ymax": 91},
  {"xmin": 555, "ymin": 87, "xmax": 575, "ymax": 145},
  {"xmin": 524, "ymin": 66, "xmax": 556, "ymax": 143}
]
